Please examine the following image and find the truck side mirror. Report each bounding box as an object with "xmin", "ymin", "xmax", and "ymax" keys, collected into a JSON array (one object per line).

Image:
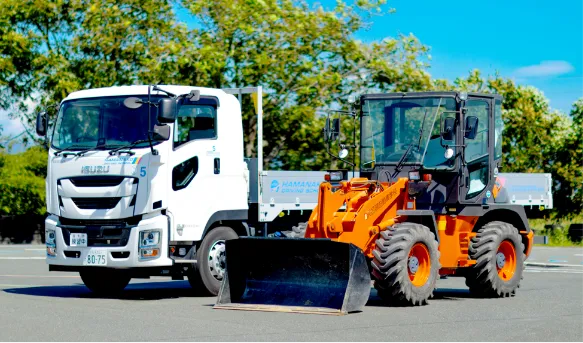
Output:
[
  {"xmin": 330, "ymin": 118, "xmax": 340, "ymax": 141},
  {"xmin": 441, "ymin": 117, "xmax": 455, "ymax": 141},
  {"xmin": 36, "ymin": 112, "xmax": 47, "ymax": 136},
  {"xmin": 158, "ymin": 98, "xmax": 177, "ymax": 123},
  {"xmin": 152, "ymin": 124, "xmax": 171, "ymax": 141},
  {"xmin": 464, "ymin": 116, "xmax": 479, "ymax": 139}
]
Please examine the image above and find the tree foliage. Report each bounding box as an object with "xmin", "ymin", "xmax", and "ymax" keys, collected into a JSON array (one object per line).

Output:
[
  {"xmin": 0, "ymin": 1, "xmax": 580, "ymax": 215},
  {"xmin": 0, "ymin": 146, "xmax": 47, "ymax": 215}
]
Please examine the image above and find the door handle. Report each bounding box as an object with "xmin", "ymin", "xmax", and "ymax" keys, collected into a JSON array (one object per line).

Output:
[{"xmin": 214, "ymin": 158, "xmax": 220, "ymax": 174}]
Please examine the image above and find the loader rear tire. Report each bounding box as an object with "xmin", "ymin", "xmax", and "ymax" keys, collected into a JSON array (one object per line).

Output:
[
  {"xmin": 187, "ymin": 226, "xmax": 238, "ymax": 296},
  {"xmin": 465, "ymin": 221, "xmax": 525, "ymax": 297},
  {"xmin": 371, "ymin": 223, "xmax": 440, "ymax": 306}
]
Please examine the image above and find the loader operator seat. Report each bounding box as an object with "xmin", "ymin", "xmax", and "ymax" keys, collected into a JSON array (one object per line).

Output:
[{"xmin": 189, "ymin": 115, "xmax": 215, "ymax": 140}]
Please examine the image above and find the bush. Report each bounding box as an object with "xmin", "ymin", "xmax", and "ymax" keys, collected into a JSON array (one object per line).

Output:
[{"xmin": 0, "ymin": 146, "xmax": 48, "ymax": 215}]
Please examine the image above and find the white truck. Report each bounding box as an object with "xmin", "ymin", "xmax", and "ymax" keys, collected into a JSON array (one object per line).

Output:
[{"xmin": 35, "ymin": 85, "xmax": 553, "ymax": 296}]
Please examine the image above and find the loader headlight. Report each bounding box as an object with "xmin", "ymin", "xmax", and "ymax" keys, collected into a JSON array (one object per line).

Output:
[
  {"xmin": 325, "ymin": 171, "xmax": 344, "ymax": 182},
  {"xmin": 408, "ymin": 171, "xmax": 421, "ymax": 181},
  {"xmin": 46, "ymin": 229, "xmax": 57, "ymax": 257}
]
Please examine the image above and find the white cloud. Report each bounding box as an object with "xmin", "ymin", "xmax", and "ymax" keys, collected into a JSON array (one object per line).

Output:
[
  {"xmin": 0, "ymin": 109, "xmax": 25, "ymax": 138},
  {"xmin": 514, "ymin": 60, "xmax": 574, "ymax": 78}
]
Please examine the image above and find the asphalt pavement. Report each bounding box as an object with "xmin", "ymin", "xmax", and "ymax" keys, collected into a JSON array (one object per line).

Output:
[{"xmin": 0, "ymin": 245, "xmax": 581, "ymax": 342}]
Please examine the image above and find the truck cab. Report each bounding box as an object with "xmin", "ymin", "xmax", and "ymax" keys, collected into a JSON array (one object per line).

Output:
[{"xmin": 38, "ymin": 85, "xmax": 253, "ymax": 295}]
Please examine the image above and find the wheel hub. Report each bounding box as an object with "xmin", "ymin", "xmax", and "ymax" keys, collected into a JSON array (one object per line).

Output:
[
  {"xmin": 496, "ymin": 252, "xmax": 506, "ymax": 269},
  {"xmin": 408, "ymin": 256, "xmax": 420, "ymax": 274},
  {"xmin": 208, "ymin": 240, "xmax": 226, "ymax": 281}
]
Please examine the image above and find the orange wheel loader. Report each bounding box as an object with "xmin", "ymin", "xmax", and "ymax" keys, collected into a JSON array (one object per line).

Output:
[{"xmin": 214, "ymin": 92, "xmax": 534, "ymax": 314}]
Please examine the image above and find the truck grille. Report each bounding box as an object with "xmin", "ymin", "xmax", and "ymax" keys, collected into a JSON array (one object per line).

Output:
[
  {"xmin": 68, "ymin": 176, "xmax": 129, "ymax": 187},
  {"xmin": 61, "ymin": 226, "xmax": 131, "ymax": 247},
  {"xmin": 59, "ymin": 216, "xmax": 141, "ymax": 247},
  {"xmin": 72, "ymin": 197, "xmax": 121, "ymax": 209},
  {"xmin": 59, "ymin": 216, "xmax": 142, "ymax": 227}
]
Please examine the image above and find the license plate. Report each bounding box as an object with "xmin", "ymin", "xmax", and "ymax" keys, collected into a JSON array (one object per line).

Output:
[
  {"xmin": 70, "ymin": 233, "xmax": 88, "ymax": 247},
  {"xmin": 83, "ymin": 249, "xmax": 107, "ymax": 266}
]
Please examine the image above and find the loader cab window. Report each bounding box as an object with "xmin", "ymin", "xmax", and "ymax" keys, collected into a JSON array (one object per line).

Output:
[
  {"xmin": 465, "ymin": 99, "xmax": 490, "ymax": 199},
  {"xmin": 174, "ymin": 105, "xmax": 217, "ymax": 148},
  {"xmin": 494, "ymin": 99, "xmax": 503, "ymax": 160},
  {"xmin": 360, "ymin": 97, "xmax": 456, "ymax": 169}
]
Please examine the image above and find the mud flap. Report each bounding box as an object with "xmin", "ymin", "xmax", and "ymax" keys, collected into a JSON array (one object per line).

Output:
[{"xmin": 214, "ymin": 237, "xmax": 371, "ymax": 315}]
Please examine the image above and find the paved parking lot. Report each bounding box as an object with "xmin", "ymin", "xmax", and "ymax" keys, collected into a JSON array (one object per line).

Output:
[{"xmin": 0, "ymin": 245, "xmax": 581, "ymax": 341}]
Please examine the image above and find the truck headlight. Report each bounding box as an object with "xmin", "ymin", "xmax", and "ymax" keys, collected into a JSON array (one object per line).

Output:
[
  {"xmin": 46, "ymin": 229, "xmax": 57, "ymax": 257},
  {"xmin": 139, "ymin": 230, "xmax": 161, "ymax": 260}
]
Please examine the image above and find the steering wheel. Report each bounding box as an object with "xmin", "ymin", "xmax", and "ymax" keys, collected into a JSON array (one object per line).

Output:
[{"xmin": 75, "ymin": 136, "xmax": 95, "ymax": 143}]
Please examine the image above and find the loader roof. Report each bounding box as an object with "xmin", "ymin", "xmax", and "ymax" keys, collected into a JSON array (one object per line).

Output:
[{"xmin": 361, "ymin": 91, "xmax": 503, "ymax": 100}]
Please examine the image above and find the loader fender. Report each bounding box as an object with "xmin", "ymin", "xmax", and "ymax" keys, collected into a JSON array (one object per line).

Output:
[
  {"xmin": 460, "ymin": 205, "xmax": 531, "ymax": 256},
  {"xmin": 396, "ymin": 210, "xmax": 439, "ymax": 242}
]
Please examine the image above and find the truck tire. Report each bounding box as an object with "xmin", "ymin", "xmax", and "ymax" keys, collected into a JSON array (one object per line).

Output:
[
  {"xmin": 187, "ymin": 226, "xmax": 238, "ymax": 296},
  {"xmin": 465, "ymin": 221, "xmax": 525, "ymax": 297},
  {"xmin": 79, "ymin": 270, "xmax": 131, "ymax": 296},
  {"xmin": 371, "ymin": 223, "xmax": 440, "ymax": 306}
]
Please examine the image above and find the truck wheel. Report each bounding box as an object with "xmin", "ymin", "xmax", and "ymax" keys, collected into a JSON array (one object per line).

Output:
[
  {"xmin": 187, "ymin": 226, "xmax": 238, "ymax": 296},
  {"xmin": 79, "ymin": 270, "xmax": 131, "ymax": 296},
  {"xmin": 465, "ymin": 221, "xmax": 525, "ymax": 297},
  {"xmin": 371, "ymin": 223, "xmax": 440, "ymax": 306}
]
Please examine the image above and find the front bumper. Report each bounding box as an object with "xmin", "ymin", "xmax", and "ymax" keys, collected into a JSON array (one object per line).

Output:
[{"xmin": 45, "ymin": 214, "xmax": 173, "ymax": 268}]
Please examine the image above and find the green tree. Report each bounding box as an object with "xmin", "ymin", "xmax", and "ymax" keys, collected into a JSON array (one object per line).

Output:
[
  {"xmin": 0, "ymin": 146, "xmax": 47, "ymax": 215},
  {"xmin": 0, "ymin": 0, "xmax": 185, "ymax": 135},
  {"xmin": 171, "ymin": 0, "xmax": 432, "ymax": 169}
]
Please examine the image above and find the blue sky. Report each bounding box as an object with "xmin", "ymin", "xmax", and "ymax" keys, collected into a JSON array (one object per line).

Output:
[
  {"xmin": 344, "ymin": 0, "xmax": 582, "ymax": 112},
  {"xmin": 2, "ymin": 0, "xmax": 581, "ymax": 151}
]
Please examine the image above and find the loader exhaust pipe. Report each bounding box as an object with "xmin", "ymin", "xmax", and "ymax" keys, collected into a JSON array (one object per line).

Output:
[{"xmin": 214, "ymin": 237, "xmax": 371, "ymax": 315}]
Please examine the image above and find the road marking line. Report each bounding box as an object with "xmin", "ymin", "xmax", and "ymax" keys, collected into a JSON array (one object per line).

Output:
[
  {"xmin": 0, "ymin": 257, "xmax": 45, "ymax": 260},
  {"xmin": 574, "ymin": 254, "xmax": 583, "ymax": 257},
  {"xmin": 0, "ymin": 283, "xmax": 38, "ymax": 288},
  {"xmin": 525, "ymin": 262, "xmax": 583, "ymax": 268},
  {"xmin": 0, "ymin": 274, "xmax": 79, "ymax": 278}
]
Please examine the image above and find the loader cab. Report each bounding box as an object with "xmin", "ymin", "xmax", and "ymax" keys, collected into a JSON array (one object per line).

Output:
[{"xmin": 359, "ymin": 92, "xmax": 503, "ymax": 212}]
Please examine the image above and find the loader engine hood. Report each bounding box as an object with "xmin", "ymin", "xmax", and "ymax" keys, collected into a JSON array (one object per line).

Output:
[{"xmin": 46, "ymin": 149, "xmax": 168, "ymax": 219}]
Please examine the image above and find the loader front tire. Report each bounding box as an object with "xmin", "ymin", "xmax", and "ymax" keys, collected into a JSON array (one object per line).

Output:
[
  {"xmin": 187, "ymin": 226, "xmax": 238, "ymax": 296},
  {"xmin": 371, "ymin": 223, "xmax": 440, "ymax": 306},
  {"xmin": 465, "ymin": 221, "xmax": 525, "ymax": 297}
]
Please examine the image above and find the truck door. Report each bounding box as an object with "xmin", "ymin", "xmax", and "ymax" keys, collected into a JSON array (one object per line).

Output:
[
  {"xmin": 460, "ymin": 97, "xmax": 493, "ymax": 204},
  {"xmin": 167, "ymin": 98, "xmax": 220, "ymax": 241}
]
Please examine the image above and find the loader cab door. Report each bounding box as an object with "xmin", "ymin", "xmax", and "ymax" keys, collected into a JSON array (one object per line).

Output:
[{"xmin": 459, "ymin": 97, "xmax": 494, "ymax": 204}]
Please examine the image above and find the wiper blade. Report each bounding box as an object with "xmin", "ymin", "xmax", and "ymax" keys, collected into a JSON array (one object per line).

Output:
[
  {"xmin": 108, "ymin": 139, "xmax": 151, "ymax": 156},
  {"xmin": 75, "ymin": 143, "xmax": 108, "ymax": 156},
  {"xmin": 394, "ymin": 108, "xmax": 430, "ymax": 174},
  {"xmin": 54, "ymin": 144, "xmax": 93, "ymax": 157}
]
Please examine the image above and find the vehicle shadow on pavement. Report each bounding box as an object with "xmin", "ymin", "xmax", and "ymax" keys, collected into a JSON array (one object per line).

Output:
[
  {"xmin": 365, "ymin": 288, "xmax": 476, "ymax": 307},
  {"xmin": 2, "ymin": 280, "xmax": 216, "ymax": 301}
]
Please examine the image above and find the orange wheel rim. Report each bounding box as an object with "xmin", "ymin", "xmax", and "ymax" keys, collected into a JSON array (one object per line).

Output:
[
  {"xmin": 496, "ymin": 240, "xmax": 516, "ymax": 281},
  {"xmin": 408, "ymin": 243, "xmax": 431, "ymax": 287}
]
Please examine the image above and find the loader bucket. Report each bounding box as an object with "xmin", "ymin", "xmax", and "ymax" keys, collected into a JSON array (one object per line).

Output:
[{"xmin": 213, "ymin": 237, "xmax": 371, "ymax": 315}]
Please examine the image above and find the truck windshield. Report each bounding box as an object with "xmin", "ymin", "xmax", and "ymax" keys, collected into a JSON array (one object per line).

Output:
[
  {"xmin": 51, "ymin": 95, "xmax": 163, "ymax": 151},
  {"xmin": 361, "ymin": 97, "xmax": 457, "ymax": 169}
]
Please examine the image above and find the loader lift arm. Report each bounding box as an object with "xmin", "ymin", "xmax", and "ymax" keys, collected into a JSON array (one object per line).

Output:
[{"xmin": 305, "ymin": 177, "xmax": 410, "ymax": 257}]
